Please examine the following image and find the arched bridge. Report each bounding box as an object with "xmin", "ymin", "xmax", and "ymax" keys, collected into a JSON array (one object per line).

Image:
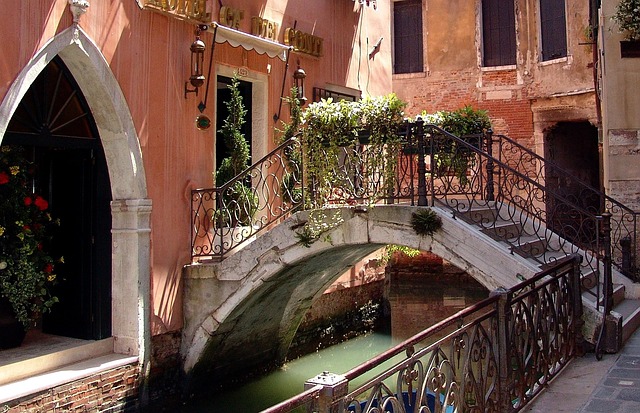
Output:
[
  {"xmin": 182, "ymin": 205, "xmax": 541, "ymax": 386},
  {"xmin": 183, "ymin": 124, "xmax": 640, "ymax": 387}
]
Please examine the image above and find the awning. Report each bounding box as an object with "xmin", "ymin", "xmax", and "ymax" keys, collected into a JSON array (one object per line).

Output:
[{"xmin": 208, "ymin": 22, "xmax": 291, "ymax": 61}]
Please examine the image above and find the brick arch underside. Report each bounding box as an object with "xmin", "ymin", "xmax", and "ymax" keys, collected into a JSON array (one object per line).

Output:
[{"xmin": 183, "ymin": 205, "xmax": 540, "ymax": 389}]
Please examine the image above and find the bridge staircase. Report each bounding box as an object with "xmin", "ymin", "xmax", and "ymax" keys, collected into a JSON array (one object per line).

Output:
[{"xmin": 190, "ymin": 122, "xmax": 640, "ymax": 355}]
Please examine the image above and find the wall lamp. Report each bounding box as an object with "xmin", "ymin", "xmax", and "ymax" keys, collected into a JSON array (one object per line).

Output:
[
  {"xmin": 293, "ymin": 61, "xmax": 307, "ymax": 105},
  {"xmin": 273, "ymin": 59, "xmax": 307, "ymax": 122},
  {"xmin": 185, "ymin": 25, "xmax": 208, "ymax": 98}
]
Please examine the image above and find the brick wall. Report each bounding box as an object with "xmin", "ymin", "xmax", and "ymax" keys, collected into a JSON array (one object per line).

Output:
[{"xmin": 3, "ymin": 363, "xmax": 140, "ymax": 412}]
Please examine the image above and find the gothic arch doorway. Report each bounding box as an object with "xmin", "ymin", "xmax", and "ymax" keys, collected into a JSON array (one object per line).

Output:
[{"xmin": 3, "ymin": 56, "xmax": 112, "ymax": 340}]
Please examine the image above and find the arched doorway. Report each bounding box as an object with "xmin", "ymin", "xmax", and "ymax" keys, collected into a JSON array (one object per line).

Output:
[{"xmin": 3, "ymin": 56, "xmax": 112, "ymax": 340}]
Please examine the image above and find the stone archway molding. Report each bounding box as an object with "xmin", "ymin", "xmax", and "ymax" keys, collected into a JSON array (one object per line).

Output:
[{"xmin": 0, "ymin": 27, "xmax": 151, "ymax": 364}]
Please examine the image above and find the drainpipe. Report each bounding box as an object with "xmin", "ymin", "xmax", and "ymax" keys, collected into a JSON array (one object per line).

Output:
[{"xmin": 589, "ymin": 0, "xmax": 605, "ymax": 196}]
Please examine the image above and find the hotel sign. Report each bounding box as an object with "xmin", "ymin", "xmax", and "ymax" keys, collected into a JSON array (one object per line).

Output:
[
  {"xmin": 141, "ymin": 0, "xmax": 210, "ymax": 23},
  {"xmin": 285, "ymin": 28, "xmax": 323, "ymax": 57}
]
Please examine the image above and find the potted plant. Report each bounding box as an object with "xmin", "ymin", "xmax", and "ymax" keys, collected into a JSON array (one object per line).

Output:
[
  {"xmin": 300, "ymin": 93, "xmax": 406, "ymax": 207},
  {"xmin": 215, "ymin": 75, "xmax": 258, "ymax": 227},
  {"xmin": 0, "ymin": 145, "xmax": 59, "ymax": 348},
  {"xmin": 419, "ymin": 105, "xmax": 491, "ymax": 183},
  {"xmin": 612, "ymin": 0, "xmax": 640, "ymax": 57}
]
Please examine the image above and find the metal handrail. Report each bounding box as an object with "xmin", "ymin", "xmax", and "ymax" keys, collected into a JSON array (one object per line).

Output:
[
  {"xmin": 191, "ymin": 136, "xmax": 303, "ymax": 259},
  {"xmin": 491, "ymin": 131, "xmax": 639, "ymax": 279},
  {"xmin": 260, "ymin": 255, "xmax": 583, "ymax": 413}
]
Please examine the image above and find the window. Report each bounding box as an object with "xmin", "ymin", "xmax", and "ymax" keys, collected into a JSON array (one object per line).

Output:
[
  {"xmin": 482, "ymin": 0, "xmax": 516, "ymax": 66},
  {"xmin": 539, "ymin": 0, "xmax": 567, "ymax": 60},
  {"xmin": 393, "ymin": 0, "xmax": 423, "ymax": 74}
]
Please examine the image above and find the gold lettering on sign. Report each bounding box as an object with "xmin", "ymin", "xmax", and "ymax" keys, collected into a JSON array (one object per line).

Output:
[
  {"xmin": 284, "ymin": 28, "xmax": 323, "ymax": 57},
  {"xmin": 251, "ymin": 17, "xmax": 278, "ymax": 42},
  {"xmin": 143, "ymin": 0, "xmax": 210, "ymax": 23},
  {"xmin": 219, "ymin": 6, "xmax": 244, "ymax": 29}
]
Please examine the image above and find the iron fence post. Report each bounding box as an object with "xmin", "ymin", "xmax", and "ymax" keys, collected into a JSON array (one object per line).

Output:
[
  {"xmin": 570, "ymin": 254, "xmax": 586, "ymax": 356},
  {"xmin": 485, "ymin": 129, "xmax": 495, "ymax": 202},
  {"xmin": 490, "ymin": 287, "xmax": 512, "ymax": 412},
  {"xmin": 304, "ymin": 372, "xmax": 348, "ymax": 413},
  {"xmin": 621, "ymin": 235, "xmax": 633, "ymax": 278},
  {"xmin": 602, "ymin": 212, "xmax": 613, "ymax": 313},
  {"xmin": 416, "ymin": 120, "xmax": 427, "ymax": 206},
  {"xmin": 216, "ymin": 189, "xmax": 224, "ymax": 258}
]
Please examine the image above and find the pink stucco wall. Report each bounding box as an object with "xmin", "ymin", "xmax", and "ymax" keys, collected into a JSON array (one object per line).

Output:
[{"xmin": 0, "ymin": 0, "xmax": 392, "ymax": 334}]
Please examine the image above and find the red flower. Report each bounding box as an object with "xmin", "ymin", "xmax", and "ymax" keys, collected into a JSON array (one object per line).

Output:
[
  {"xmin": 23, "ymin": 225, "xmax": 31, "ymax": 232},
  {"xmin": 44, "ymin": 263, "xmax": 54, "ymax": 273},
  {"xmin": 24, "ymin": 196, "xmax": 33, "ymax": 206},
  {"xmin": 34, "ymin": 196, "xmax": 48, "ymax": 211},
  {"xmin": 0, "ymin": 171, "xmax": 9, "ymax": 184}
]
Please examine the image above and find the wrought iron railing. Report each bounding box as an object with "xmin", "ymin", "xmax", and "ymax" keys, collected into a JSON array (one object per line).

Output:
[
  {"xmin": 190, "ymin": 122, "xmax": 638, "ymax": 287},
  {"xmin": 490, "ymin": 131, "xmax": 639, "ymax": 280},
  {"xmin": 260, "ymin": 255, "xmax": 584, "ymax": 413},
  {"xmin": 191, "ymin": 137, "xmax": 303, "ymax": 259}
]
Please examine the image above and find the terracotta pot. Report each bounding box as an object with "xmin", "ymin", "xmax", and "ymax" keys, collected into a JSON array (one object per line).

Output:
[{"xmin": 0, "ymin": 297, "xmax": 27, "ymax": 349}]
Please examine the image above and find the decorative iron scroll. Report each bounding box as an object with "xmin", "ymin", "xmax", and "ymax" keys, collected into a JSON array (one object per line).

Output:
[
  {"xmin": 191, "ymin": 137, "xmax": 303, "ymax": 258},
  {"xmin": 261, "ymin": 256, "xmax": 583, "ymax": 413},
  {"xmin": 191, "ymin": 122, "xmax": 638, "ymax": 291}
]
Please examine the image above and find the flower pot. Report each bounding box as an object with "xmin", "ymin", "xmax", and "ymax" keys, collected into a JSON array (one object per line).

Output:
[{"xmin": 0, "ymin": 297, "xmax": 27, "ymax": 349}]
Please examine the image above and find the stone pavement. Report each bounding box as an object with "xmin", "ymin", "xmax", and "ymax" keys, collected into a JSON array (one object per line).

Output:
[{"xmin": 524, "ymin": 329, "xmax": 640, "ymax": 412}]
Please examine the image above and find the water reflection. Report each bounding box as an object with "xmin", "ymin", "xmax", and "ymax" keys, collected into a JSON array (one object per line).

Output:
[{"xmin": 181, "ymin": 255, "xmax": 487, "ymax": 412}]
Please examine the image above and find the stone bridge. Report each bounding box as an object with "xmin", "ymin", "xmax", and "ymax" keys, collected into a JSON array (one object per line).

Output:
[{"xmin": 181, "ymin": 205, "xmax": 542, "ymax": 386}]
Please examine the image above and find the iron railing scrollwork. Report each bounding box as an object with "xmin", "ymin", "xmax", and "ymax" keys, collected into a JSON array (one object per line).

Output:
[
  {"xmin": 260, "ymin": 255, "xmax": 583, "ymax": 413},
  {"xmin": 190, "ymin": 122, "xmax": 638, "ymax": 299},
  {"xmin": 191, "ymin": 137, "xmax": 303, "ymax": 258}
]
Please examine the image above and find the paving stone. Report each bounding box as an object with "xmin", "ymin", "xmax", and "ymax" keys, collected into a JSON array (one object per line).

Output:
[
  {"xmin": 593, "ymin": 387, "xmax": 616, "ymax": 399},
  {"xmin": 615, "ymin": 355, "xmax": 640, "ymax": 368},
  {"xmin": 581, "ymin": 399, "xmax": 622, "ymax": 412},
  {"xmin": 617, "ymin": 388, "xmax": 640, "ymax": 402},
  {"xmin": 603, "ymin": 377, "xmax": 640, "ymax": 388},
  {"xmin": 606, "ymin": 367, "xmax": 640, "ymax": 379}
]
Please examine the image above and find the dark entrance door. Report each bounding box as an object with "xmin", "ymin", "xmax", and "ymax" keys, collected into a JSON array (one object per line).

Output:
[
  {"xmin": 216, "ymin": 75, "xmax": 253, "ymax": 174},
  {"xmin": 544, "ymin": 121, "xmax": 600, "ymax": 245},
  {"xmin": 3, "ymin": 57, "xmax": 111, "ymax": 340}
]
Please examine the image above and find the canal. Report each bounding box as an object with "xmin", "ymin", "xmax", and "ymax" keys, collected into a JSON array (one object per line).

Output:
[{"xmin": 179, "ymin": 253, "xmax": 488, "ymax": 412}]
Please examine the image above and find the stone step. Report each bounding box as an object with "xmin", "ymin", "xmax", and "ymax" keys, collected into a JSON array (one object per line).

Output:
[
  {"xmin": 582, "ymin": 283, "xmax": 626, "ymax": 309},
  {"xmin": 614, "ymin": 299, "xmax": 640, "ymax": 343}
]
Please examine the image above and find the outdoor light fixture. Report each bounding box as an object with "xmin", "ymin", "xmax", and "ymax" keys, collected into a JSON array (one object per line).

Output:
[
  {"xmin": 185, "ymin": 25, "xmax": 208, "ymax": 98},
  {"xmin": 293, "ymin": 61, "xmax": 307, "ymax": 105}
]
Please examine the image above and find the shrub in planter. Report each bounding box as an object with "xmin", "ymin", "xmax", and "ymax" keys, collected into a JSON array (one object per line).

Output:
[
  {"xmin": 215, "ymin": 75, "xmax": 258, "ymax": 226},
  {"xmin": 418, "ymin": 105, "xmax": 491, "ymax": 183},
  {"xmin": 0, "ymin": 145, "xmax": 59, "ymax": 335},
  {"xmin": 300, "ymin": 94, "xmax": 406, "ymax": 207}
]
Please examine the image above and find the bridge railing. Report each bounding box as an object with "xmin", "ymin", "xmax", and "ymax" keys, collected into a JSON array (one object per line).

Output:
[
  {"xmin": 490, "ymin": 131, "xmax": 639, "ymax": 281},
  {"xmin": 260, "ymin": 255, "xmax": 584, "ymax": 413},
  {"xmin": 191, "ymin": 137, "xmax": 303, "ymax": 259},
  {"xmin": 191, "ymin": 123, "xmax": 639, "ymax": 291}
]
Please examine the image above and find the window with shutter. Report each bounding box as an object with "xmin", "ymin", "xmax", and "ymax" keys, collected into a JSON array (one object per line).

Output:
[
  {"xmin": 393, "ymin": 0, "xmax": 423, "ymax": 74},
  {"xmin": 482, "ymin": 0, "xmax": 516, "ymax": 67},
  {"xmin": 539, "ymin": 0, "xmax": 567, "ymax": 61}
]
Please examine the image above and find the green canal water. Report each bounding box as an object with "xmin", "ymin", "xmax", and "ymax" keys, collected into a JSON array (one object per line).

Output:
[
  {"xmin": 179, "ymin": 269, "xmax": 488, "ymax": 412},
  {"xmin": 181, "ymin": 332, "xmax": 395, "ymax": 412}
]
